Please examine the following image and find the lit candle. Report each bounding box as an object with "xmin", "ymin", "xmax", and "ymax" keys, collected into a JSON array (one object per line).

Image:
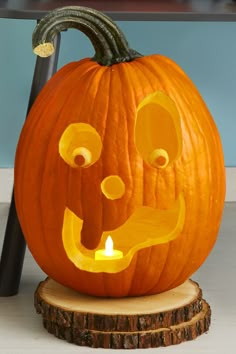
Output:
[{"xmin": 95, "ymin": 236, "xmax": 123, "ymax": 260}]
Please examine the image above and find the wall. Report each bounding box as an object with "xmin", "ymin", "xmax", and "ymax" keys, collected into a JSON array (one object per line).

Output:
[{"xmin": 0, "ymin": 19, "xmax": 236, "ymax": 167}]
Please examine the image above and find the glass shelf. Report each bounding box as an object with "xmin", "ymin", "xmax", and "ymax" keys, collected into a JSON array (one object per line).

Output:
[{"xmin": 0, "ymin": 0, "xmax": 236, "ymax": 21}]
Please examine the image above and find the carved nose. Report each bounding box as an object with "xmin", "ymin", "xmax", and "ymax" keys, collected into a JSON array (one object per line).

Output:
[{"xmin": 101, "ymin": 175, "xmax": 125, "ymax": 200}]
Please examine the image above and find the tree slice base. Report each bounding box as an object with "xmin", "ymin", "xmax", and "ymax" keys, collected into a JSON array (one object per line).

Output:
[{"xmin": 34, "ymin": 278, "xmax": 211, "ymax": 349}]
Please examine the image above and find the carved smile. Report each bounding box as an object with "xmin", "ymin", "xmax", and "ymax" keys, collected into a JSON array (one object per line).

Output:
[{"xmin": 62, "ymin": 194, "xmax": 185, "ymax": 273}]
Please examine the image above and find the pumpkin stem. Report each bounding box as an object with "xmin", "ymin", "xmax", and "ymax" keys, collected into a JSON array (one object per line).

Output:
[{"xmin": 32, "ymin": 6, "xmax": 142, "ymax": 66}]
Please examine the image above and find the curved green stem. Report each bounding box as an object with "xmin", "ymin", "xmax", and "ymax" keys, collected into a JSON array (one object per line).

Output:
[{"xmin": 32, "ymin": 6, "xmax": 142, "ymax": 66}]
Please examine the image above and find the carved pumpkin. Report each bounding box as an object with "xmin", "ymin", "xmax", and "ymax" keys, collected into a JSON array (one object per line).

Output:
[{"xmin": 14, "ymin": 7, "xmax": 225, "ymax": 297}]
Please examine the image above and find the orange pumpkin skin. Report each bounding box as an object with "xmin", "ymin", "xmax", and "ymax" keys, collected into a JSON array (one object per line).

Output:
[{"xmin": 14, "ymin": 8, "xmax": 225, "ymax": 297}]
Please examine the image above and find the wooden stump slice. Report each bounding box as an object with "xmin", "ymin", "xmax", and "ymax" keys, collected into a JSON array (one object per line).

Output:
[{"xmin": 34, "ymin": 278, "xmax": 211, "ymax": 349}]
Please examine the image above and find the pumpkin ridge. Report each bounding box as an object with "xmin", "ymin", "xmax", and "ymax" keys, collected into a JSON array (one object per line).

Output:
[
  {"xmin": 78, "ymin": 66, "xmax": 112, "ymax": 249},
  {"xmin": 120, "ymin": 60, "xmax": 182, "ymax": 293},
  {"xmin": 158, "ymin": 90, "xmax": 203, "ymax": 289},
  {"xmin": 132, "ymin": 58, "xmax": 162, "ymax": 97},
  {"xmin": 125, "ymin": 62, "xmax": 150, "ymax": 212},
  {"xmin": 100, "ymin": 66, "xmax": 128, "ymax": 231},
  {"xmin": 14, "ymin": 63, "xmax": 84, "ymax": 267},
  {"xmin": 126, "ymin": 60, "xmax": 158, "ymax": 209},
  {"xmin": 28, "ymin": 64, "xmax": 102, "ymax": 273},
  {"xmin": 126, "ymin": 55, "xmax": 224, "ymax": 292},
  {"xmin": 171, "ymin": 147, "xmax": 224, "ymax": 285},
  {"xmin": 142, "ymin": 243, "xmax": 171, "ymax": 295},
  {"xmin": 129, "ymin": 246, "xmax": 153, "ymax": 294},
  {"xmin": 117, "ymin": 64, "xmax": 139, "ymax": 220},
  {"xmin": 52, "ymin": 64, "xmax": 107, "ymax": 252},
  {"xmin": 15, "ymin": 62, "xmax": 80, "ymax": 159},
  {"xmin": 16, "ymin": 61, "xmax": 89, "ymax": 167},
  {"xmin": 172, "ymin": 67, "xmax": 225, "ymax": 275},
  {"xmin": 133, "ymin": 55, "xmax": 173, "ymax": 97},
  {"xmin": 158, "ymin": 66, "xmax": 224, "ymax": 289},
  {"xmin": 119, "ymin": 59, "xmax": 181, "ymax": 291},
  {"xmin": 131, "ymin": 245, "xmax": 162, "ymax": 295},
  {"xmin": 131, "ymin": 59, "xmax": 163, "ymax": 209}
]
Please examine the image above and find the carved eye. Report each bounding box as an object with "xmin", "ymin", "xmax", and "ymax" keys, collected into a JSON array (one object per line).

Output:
[
  {"xmin": 148, "ymin": 148, "xmax": 169, "ymax": 169},
  {"xmin": 72, "ymin": 147, "xmax": 92, "ymax": 168},
  {"xmin": 59, "ymin": 123, "xmax": 102, "ymax": 168},
  {"xmin": 135, "ymin": 91, "xmax": 182, "ymax": 169}
]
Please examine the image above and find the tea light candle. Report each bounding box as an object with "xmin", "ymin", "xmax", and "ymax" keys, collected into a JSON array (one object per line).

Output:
[{"xmin": 95, "ymin": 236, "xmax": 123, "ymax": 260}]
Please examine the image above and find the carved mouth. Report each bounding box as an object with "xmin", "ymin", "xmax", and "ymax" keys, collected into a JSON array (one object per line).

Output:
[{"xmin": 62, "ymin": 194, "xmax": 185, "ymax": 273}]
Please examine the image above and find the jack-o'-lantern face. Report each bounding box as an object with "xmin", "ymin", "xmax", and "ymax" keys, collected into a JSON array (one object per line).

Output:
[{"xmin": 59, "ymin": 91, "xmax": 185, "ymax": 273}]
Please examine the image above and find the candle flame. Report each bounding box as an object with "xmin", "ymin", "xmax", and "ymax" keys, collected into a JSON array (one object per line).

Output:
[{"xmin": 105, "ymin": 236, "xmax": 113, "ymax": 256}]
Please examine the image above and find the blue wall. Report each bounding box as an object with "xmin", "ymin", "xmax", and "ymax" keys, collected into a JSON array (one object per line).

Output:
[{"xmin": 0, "ymin": 19, "xmax": 235, "ymax": 167}]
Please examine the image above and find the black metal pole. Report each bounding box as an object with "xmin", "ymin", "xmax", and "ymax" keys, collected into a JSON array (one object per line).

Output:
[{"xmin": 0, "ymin": 33, "xmax": 61, "ymax": 296}]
